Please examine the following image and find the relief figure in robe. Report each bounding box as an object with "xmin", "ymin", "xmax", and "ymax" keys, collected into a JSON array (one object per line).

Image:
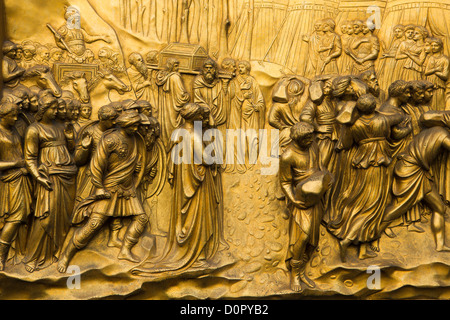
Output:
[
  {"xmin": 155, "ymin": 58, "xmax": 190, "ymax": 152},
  {"xmin": 23, "ymin": 95, "xmax": 77, "ymax": 272},
  {"xmin": 0, "ymin": 102, "xmax": 33, "ymax": 270},
  {"xmin": 378, "ymin": 111, "xmax": 450, "ymax": 253},
  {"xmin": 133, "ymin": 103, "xmax": 223, "ymax": 276},
  {"xmin": 279, "ymin": 121, "xmax": 332, "ymax": 292}
]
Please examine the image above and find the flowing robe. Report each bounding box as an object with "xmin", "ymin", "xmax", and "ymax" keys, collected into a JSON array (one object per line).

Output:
[
  {"xmin": 223, "ymin": 77, "xmax": 242, "ymax": 173},
  {"xmin": 425, "ymin": 54, "xmax": 450, "ymax": 111},
  {"xmin": 193, "ymin": 76, "xmax": 227, "ymax": 246},
  {"xmin": 305, "ymin": 31, "xmax": 322, "ymax": 78},
  {"xmin": 339, "ymin": 34, "xmax": 353, "ymax": 75},
  {"xmin": 128, "ymin": 66, "xmax": 157, "ymax": 108},
  {"xmin": 379, "ymin": 101, "xmax": 423, "ymax": 225},
  {"xmin": 0, "ymin": 127, "xmax": 33, "ymax": 261},
  {"xmin": 327, "ymin": 99, "xmax": 361, "ymax": 223},
  {"xmin": 300, "ymin": 97, "xmax": 339, "ymax": 170},
  {"xmin": 23, "ymin": 122, "xmax": 77, "ymax": 269},
  {"xmin": 268, "ymin": 102, "xmax": 300, "ymax": 153},
  {"xmin": 348, "ymin": 34, "xmax": 380, "ymax": 74},
  {"xmin": 378, "ymin": 37, "xmax": 404, "ymax": 93},
  {"xmin": 71, "ymin": 122, "xmax": 103, "ymax": 224},
  {"xmin": 328, "ymin": 113, "xmax": 393, "ymax": 242},
  {"xmin": 133, "ymin": 124, "xmax": 221, "ymax": 275},
  {"xmin": 233, "ymin": 74, "xmax": 265, "ymax": 171},
  {"xmin": 279, "ymin": 142, "xmax": 323, "ymax": 265},
  {"xmin": 193, "ymin": 76, "xmax": 227, "ymax": 128},
  {"xmin": 379, "ymin": 102, "xmax": 411, "ymax": 159},
  {"xmin": 236, "ymin": 74, "xmax": 265, "ymax": 133},
  {"xmin": 394, "ymin": 39, "xmax": 414, "ymax": 78},
  {"xmin": 155, "ymin": 70, "xmax": 190, "ymax": 152},
  {"xmin": 399, "ymin": 42, "xmax": 426, "ymax": 82},
  {"xmin": 391, "ymin": 126, "xmax": 450, "ymax": 214},
  {"xmin": 316, "ymin": 33, "xmax": 342, "ymax": 75},
  {"xmin": 225, "ymin": 77, "xmax": 240, "ymax": 131}
]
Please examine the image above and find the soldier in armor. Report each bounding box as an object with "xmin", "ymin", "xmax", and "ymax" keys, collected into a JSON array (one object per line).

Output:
[
  {"xmin": 57, "ymin": 111, "xmax": 149, "ymax": 272},
  {"xmin": 51, "ymin": 6, "xmax": 111, "ymax": 64}
]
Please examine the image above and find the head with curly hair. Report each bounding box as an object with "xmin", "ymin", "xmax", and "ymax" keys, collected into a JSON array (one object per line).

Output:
[
  {"xmin": 290, "ymin": 122, "xmax": 315, "ymax": 149},
  {"xmin": 36, "ymin": 95, "xmax": 58, "ymax": 122},
  {"xmin": 0, "ymin": 101, "xmax": 19, "ymax": 128},
  {"xmin": 388, "ymin": 80, "xmax": 412, "ymax": 103}
]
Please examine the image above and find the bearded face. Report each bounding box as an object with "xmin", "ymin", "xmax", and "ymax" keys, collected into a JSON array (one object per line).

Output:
[
  {"xmin": 368, "ymin": 75, "xmax": 380, "ymax": 97},
  {"xmin": 132, "ymin": 54, "xmax": 148, "ymax": 78},
  {"xmin": 202, "ymin": 64, "xmax": 216, "ymax": 83}
]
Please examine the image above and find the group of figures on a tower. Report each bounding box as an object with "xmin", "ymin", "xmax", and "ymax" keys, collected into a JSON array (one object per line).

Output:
[{"xmin": 2, "ymin": 4, "xmax": 450, "ymax": 295}]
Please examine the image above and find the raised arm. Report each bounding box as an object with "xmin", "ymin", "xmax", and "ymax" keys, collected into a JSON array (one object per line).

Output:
[
  {"xmin": 81, "ymin": 28, "xmax": 110, "ymax": 44},
  {"xmin": 328, "ymin": 35, "xmax": 342, "ymax": 60},
  {"xmin": 268, "ymin": 104, "xmax": 289, "ymax": 130},
  {"xmin": 73, "ymin": 130, "xmax": 93, "ymax": 166},
  {"xmin": 420, "ymin": 110, "xmax": 450, "ymax": 128},
  {"xmin": 299, "ymin": 100, "xmax": 317, "ymax": 125}
]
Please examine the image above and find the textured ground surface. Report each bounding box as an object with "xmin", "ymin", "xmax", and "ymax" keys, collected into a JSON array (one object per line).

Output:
[{"xmin": 1, "ymin": 165, "xmax": 450, "ymax": 300}]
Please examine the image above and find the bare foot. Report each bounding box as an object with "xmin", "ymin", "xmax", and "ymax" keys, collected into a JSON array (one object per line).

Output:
[
  {"xmin": 359, "ymin": 250, "xmax": 377, "ymax": 260},
  {"xmin": 384, "ymin": 228, "xmax": 396, "ymax": 238},
  {"xmin": 25, "ymin": 263, "xmax": 36, "ymax": 273},
  {"xmin": 370, "ymin": 240, "xmax": 380, "ymax": 252},
  {"xmin": 300, "ymin": 272, "xmax": 315, "ymax": 288},
  {"xmin": 57, "ymin": 256, "xmax": 69, "ymax": 273},
  {"xmin": 407, "ymin": 223, "xmax": 424, "ymax": 233},
  {"xmin": 118, "ymin": 248, "xmax": 140, "ymax": 263},
  {"xmin": 290, "ymin": 269, "xmax": 302, "ymax": 292}
]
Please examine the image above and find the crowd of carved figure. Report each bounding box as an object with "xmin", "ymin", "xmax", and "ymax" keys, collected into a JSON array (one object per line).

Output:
[
  {"xmin": 273, "ymin": 19, "xmax": 450, "ymax": 292},
  {"xmin": 305, "ymin": 19, "xmax": 450, "ymax": 111},
  {"xmin": 2, "ymin": 10, "xmax": 450, "ymax": 293}
]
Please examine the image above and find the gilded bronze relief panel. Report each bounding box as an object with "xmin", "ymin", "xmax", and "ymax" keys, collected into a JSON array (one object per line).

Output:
[{"xmin": 1, "ymin": 0, "xmax": 450, "ymax": 300}]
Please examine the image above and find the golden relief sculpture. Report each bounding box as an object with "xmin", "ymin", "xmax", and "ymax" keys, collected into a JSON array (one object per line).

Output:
[{"xmin": 1, "ymin": 0, "xmax": 450, "ymax": 300}]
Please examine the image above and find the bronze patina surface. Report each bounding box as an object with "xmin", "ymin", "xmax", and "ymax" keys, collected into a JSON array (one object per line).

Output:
[{"xmin": 1, "ymin": 0, "xmax": 450, "ymax": 300}]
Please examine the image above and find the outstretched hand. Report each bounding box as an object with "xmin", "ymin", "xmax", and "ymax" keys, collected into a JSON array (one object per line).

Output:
[
  {"xmin": 37, "ymin": 176, "xmax": 53, "ymax": 191},
  {"xmin": 81, "ymin": 132, "xmax": 93, "ymax": 149}
]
